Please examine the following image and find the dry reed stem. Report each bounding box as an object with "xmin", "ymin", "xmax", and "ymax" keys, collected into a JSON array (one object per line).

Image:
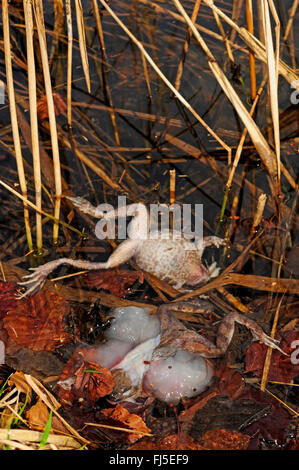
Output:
[
  {"xmin": 0, "ymin": 179, "xmax": 84, "ymax": 237},
  {"xmin": 176, "ymin": 272, "xmax": 299, "ymax": 302},
  {"xmin": 227, "ymin": 80, "xmax": 265, "ymax": 189},
  {"xmin": 0, "ymin": 429, "xmax": 82, "ymax": 449},
  {"xmin": 169, "ymin": 169, "xmax": 176, "ymax": 205},
  {"xmin": 174, "ymin": 0, "xmax": 202, "ymax": 91},
  {"xmin": 84, "ymin": 422, "xmax": 152, "ymax": 437},
  {"xmin": 59, "ymin": 133, "xmax": 124, "ymax": 191},
  {"xmin": 263, "ymin": 387, "xmax": 299, "ymax": 417},
  {"xmin": 217, "ymin": 79, "xmax": 266, "ymax": 229},
  {"xmin": 74, "ymin": 0, "xmax": 91, "ymax": 93},
  {"xmin": 24, "ymin": 374, "xmax": 90, "ymax": 445},
  {"xmin": 217, "ymin": 286, "xmax": 250, "ymax": 313},
  {"xmin": 2, "ymin": 0, "xmax": 33, "ymax": 251},
  {"xmin": 261, "ymin": 0, "xmax": 281, "ymax": 186},
  {"xmin": 65, "ymin": 0, "xmax": 73, "ymax": 127},
  {"xmin": 173, "ymin": 0, "xmax": 278, "ymax": 185},
  {"xmin": 91, "ymin": 0, "xmax": 124, "ymax": 161},
  {"xmin": 284, "ymin": 0, "xmax": 299, "ymax": 40},
  {"xmin": 212, "ymin": 7, "xmax": 234, "ymax": 64},
  {"xmin": 260, "ymin": 296, "xmax": 283, "ymax": 391},
  {"xmin": 250, "ymin": 193, "xmax": 267, "ymax": 237},
  {"xmin": 48, "ymin": 0, "xmax": 64, "ymax": 67},
  {"xmin": 246, "ymin": 0, "xmax": 256, "ymax": 100},
  {"xmin": 203, "ymin": 0, "xmax": 299, "ymax": 89},
  {"xmin": 33, "ymin": 0, "xmax": 62, "ymax": 244},
  {"xmin": 98, "ymin": 0, "xmax": 231, "ymax": 157},
  {"xmin": 24, "ymin": 0, "xmax": 42, "ymax": 253}
]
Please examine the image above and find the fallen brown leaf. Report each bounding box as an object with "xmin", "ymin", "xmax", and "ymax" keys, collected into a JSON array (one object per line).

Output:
[
  {"xmin": 83, "ymin": 268, "xmax": 142, "ymax": 297},
  {"xmin": 245, "ymin": 331, "xmax": 299, "ymax": 382},
  {"xmin": 129, "ymin": 433, "xmax": 201, "ymax": 450},
  {"xmin": 57, "ymin": 352, "xmax": 114, "ymax": 406},
  {"xmin": 26, "ymin": 398, "xmax": 68, "ymax": 435},
  {"xmin": 8, "ymin": 371, "xmax": 32, "ymax": 401},
  {"xmin": 199, "ymin": 428, "xmax": 250, "ymax": 450},
  {"xmin": 0, "ymin": 281, "xmax": 18, "ymax": 320},
  {"xmin": 3, "ymin": 290, "xmax": 72, "ymax": 351},
  {"xmin": 101, "ymin": 404, "xmax": 151, "ymax": 444},
  {"xmin": 37, "ymin": 93, "xmax": 67, "ymax": 120}
]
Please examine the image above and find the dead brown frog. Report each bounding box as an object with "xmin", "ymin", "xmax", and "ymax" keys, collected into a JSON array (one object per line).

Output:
[{"xmin": 19, "ymin": 198, "xmax": 226, "ymax": 296}]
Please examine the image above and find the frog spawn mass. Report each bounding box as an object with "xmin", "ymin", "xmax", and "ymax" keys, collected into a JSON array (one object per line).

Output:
[
  {"xmin": 19, "ymin": 198, "xmax": 226, "ymax": 296},
  {"xmin": 60, "ymin": 306, "xmax": 284, "ymax": 405},
  {"xmin": 79, "ymin": 306, "xmax": 214, "ymax": 404}
]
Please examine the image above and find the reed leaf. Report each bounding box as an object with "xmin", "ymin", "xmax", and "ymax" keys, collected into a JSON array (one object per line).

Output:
[
  {"xmin": 261, "ymin": 0, "xmax": 281, "ymax": 185},
  {"xmin": 98, "ymin": 0, "xmax": 231, "ymax": 158},
  {"xmin": 65, "ymin": 0, "xmax": 73, "ymax": 127},
  {"xmin": 173, "ymin": 0, "xmax": 279, "ymax": 187},
  {"xmin": 24, "ymin": 0, "xmax": 42, "ymax": 253},
  {"xmin": 2, "ymin": 0, "xmax": 33, "ymax": 251},
  {"xmin": 33, "ymin": 0, "xmax": 62, "ymax": 243},
  {"xmin": 74, "ymin": 0, "xmax": 91, "ymax": 93}
]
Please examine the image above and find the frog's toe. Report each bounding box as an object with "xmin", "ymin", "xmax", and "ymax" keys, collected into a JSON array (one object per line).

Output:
[
  {"xmin": 208, "ymin": 261, "xmax": 220, "ymax": 278},
  {"xmin": 260, "ymin": 334, "xmax": 287, "ymax": 355}
]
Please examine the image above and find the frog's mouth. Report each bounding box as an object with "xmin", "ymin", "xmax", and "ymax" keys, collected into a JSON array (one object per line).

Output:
[{"xmin": 186, "ymin": 264, "xmax": 210, "ymax": 286}]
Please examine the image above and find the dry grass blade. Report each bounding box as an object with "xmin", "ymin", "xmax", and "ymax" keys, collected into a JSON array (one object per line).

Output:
[
  {"xmin": 246, "ymin": 0, "xmax": 256, "ymax": 100},
  {"xmin": 217, "ymin": 79, "xmax": 266, "ymax": 229},
  {"xmin": 33, "ymin": 0, "xmax": 62, "ymax": 243},
  {"xmin": 261, "ymin": 0, "xmax": 281, "ymax": 185},
  {"xmin": 65, "ymin": 0, "xmax": 73, "ymax": 127},
  {"xmin": 2, "ymin": 0, "xmax": 33, "ymax": 251},
  {"xmin": 24, "ymin": 0, "xmax": 42, "ymax": 253},
  {"xmin": 175, "ymin": 0, "xmax": 202, "ymax": 91},
  {"xmin": 212, "ymin": 6, "xmax": 234, "ymax": 65},
  {"xmin": 85, "ymin": 422, "xmax": 153, "ymax": 437},
  {"xmin": 75, "ymin": 0, "xmax": 91, "ymax": 93},
  {"xmin": 98, "ymin": 0, "xmax": 231, "ymax": 157},
  {"xmin": 250, "ymin": 193, "xmax": 267, "ymax": 237},
  {"xmin": 91, "ymin": 0, "xmax": 124, "ymax": 163},
  {"xmin": 173, "ymin": 0, "xmax": 278, "ymax": 187},
  {"xmin": 59, "ymin": 132, "xmax": 124, "ymax": 191},
  {"xmin": 203, "ymin": 0, "xmax": 299, "ymax": 89},
  {"xmin": 176, "ymin": 273, "xmax": 299, "ymax": 302},
  {"xmin": 284, "ymin": 0, "xmax": 299, "ymax": 40},
  {"xmin": 0, "ymin": 179, "xmax": 85, "ymax": 237},
  {"xmin": 0, "ymin": 429, "xmax": 82, "ymax": 449},
  {"xmin": 260, "ymin": 296, "xmax": 283, "ymax": 392},
  {"xmin": 24, "ymin": 374, "xmax": 90, "ymax": 445}
]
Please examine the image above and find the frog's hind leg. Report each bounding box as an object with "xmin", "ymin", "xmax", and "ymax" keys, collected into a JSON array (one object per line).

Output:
[
  {"xmin": 19, "ymin": 239, "xmax": 138, "ymax": 298},
  {"xmin": 203, "ymin": 312, "xmax": 286, "ymax": 358}
]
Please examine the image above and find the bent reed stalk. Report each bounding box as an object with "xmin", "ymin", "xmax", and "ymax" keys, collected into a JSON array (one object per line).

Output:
[
  {"xmin": 3, "ymin": 0, "xmax": 33, "ymax": 251},
  {"xmin": 24, "ymin": 0, "xmax": 43, "ymax": 253}
]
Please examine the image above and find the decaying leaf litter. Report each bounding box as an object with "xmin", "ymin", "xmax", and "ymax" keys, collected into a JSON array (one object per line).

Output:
[{"xmin": 0, "ymin": 0, "xmax": 298, "ymax": 451}]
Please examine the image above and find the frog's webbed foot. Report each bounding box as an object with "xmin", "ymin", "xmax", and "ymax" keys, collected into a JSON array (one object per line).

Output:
[
  {"xmin": 258, "ymin": 332, "xmax": 286, "ymax": 355},
  {"xmin": 207, "ymin": 261, "xmax": 220, "ymax": 279},
  {"xmin": 18, "ymin": 258, "xmax": 70, "ymax": 299},
  {"xmin": 216, "ymin": 312, "xmax": 287, "ymax": 357}
]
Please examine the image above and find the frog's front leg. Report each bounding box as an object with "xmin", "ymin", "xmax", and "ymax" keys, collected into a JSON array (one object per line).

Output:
[
  {"xmin": 19, "ymin": 238, "xmax": 139, "ymax": 298},
  {"xmin": 204, "ymin": 312, "xmax": 285, "ymax": 358}
]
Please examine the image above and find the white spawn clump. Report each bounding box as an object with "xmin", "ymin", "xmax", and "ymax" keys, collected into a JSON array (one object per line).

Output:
[
  {"xmin": 94, "ymin": 306, "xmax": 213, "ymax": 404},
  {"xmin": 143, "ymin": 350, "xmax": 213, "ymax": 404}
]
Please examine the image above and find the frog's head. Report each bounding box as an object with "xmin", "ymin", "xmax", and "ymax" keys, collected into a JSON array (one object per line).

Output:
[{"xmin": 186, "ymin": 263, "xmax": 210, "ymax": 286}]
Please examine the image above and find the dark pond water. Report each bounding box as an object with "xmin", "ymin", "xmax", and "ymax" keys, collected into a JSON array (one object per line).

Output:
[{"xmin": 0, "ymin": 0, "xmax": 298, "ymax": 277}]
